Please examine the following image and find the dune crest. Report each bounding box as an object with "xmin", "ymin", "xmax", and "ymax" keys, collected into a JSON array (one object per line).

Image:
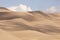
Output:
[{"xmin": 0, "ymin": 7, "xmax": 60, "ymax": 40}]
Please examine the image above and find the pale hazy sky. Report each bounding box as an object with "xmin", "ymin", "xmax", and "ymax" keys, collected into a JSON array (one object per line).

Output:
[{"xmin": 0, "ymin": 0, "xmax": 60, "ymax": 12}]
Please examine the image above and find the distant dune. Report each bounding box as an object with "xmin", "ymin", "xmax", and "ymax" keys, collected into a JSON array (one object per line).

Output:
[{"xmin": 0, "ymin": 7, "xmax": 60, "ymax": 40}]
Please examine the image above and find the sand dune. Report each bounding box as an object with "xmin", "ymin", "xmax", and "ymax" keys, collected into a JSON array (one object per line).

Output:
[
  {"xmin": 0, "ymin": 29, "xmax": 21, "ymax": 40},
  {"xmin": 0, "ymin": 7, "xmax": 60, "ymax": 40}
]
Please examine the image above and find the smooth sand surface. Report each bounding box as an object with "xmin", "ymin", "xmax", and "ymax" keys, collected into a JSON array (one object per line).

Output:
[
  {"xmin": 0, "ymin": 7, "xmax": 60, "ymax": 40},
  {"xmin": 0, "ymin": 29, "xmax": 21, "ymax": 40}
]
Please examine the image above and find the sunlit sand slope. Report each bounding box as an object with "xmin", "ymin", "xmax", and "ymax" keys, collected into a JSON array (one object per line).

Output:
[{"xmin": 0, "ymin": 7, "xmax": 60, "ymax": 40}]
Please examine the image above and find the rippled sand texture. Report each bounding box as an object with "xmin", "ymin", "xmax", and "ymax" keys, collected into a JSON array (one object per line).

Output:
[{"xmin": 0, "ymin": 7, "xmax": 60, "ymax": 40}]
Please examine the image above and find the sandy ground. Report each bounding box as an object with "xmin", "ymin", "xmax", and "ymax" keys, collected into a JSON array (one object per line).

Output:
[{"xmin": 0, "ymin": 7, "xmax": 60, "ymax": 40}]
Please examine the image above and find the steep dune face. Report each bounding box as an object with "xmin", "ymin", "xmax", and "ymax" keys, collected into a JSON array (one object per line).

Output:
[{"xmin": 0, "ymin": 7, "xmax": 60, "ymax": 40}]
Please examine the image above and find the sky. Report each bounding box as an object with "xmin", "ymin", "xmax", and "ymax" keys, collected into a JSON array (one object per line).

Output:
[{"xmin": 0, "ymin": 0, "xmax": 60, "ymax": 12}]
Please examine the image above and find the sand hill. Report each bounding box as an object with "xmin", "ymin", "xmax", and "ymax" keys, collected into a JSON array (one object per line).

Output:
[{"xmin": 0, "ymin": 7, "xmax": 60, "ymax": 40}]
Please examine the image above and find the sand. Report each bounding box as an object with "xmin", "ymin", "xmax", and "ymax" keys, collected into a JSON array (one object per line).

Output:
[{"xmin": 0, "ymin": 7, "xmax": 60, "ymax": 40}]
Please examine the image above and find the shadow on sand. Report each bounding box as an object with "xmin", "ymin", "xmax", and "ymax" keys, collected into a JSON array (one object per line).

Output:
[{"xmin": 0, "ymin": 22, "xmax": 60, "ymax": 34}]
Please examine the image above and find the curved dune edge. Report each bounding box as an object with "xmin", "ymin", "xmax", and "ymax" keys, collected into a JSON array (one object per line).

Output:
[
  {"xmin": 9, "ymin": 30, "xmax": 59, "ymax": 40},
  {"xmin": 0, "ymin": 7, "xmax": 60, "ymax": 40}
]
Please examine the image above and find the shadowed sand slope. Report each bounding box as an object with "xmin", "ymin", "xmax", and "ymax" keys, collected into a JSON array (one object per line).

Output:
[{"xmin": 0, "ymin": 7, "xmax": 60, "ymax": 40}]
